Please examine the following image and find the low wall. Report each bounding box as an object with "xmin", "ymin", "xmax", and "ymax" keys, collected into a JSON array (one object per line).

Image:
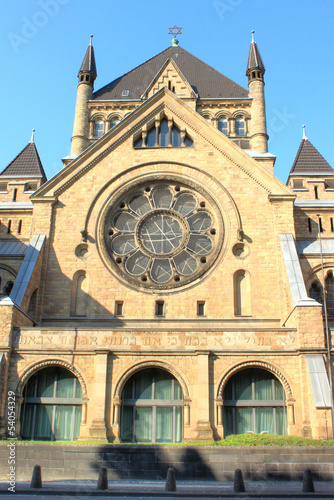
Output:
[{"xmin": 1, "ymin": 443, "xmax": 334, "ymax": 481}]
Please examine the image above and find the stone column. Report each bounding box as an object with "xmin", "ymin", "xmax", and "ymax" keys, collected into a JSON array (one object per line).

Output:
[
  {"xmin": 89, "ymin": 350, "xmax": 109, "ymax": 441},
  {"xmin": 195, "ymin": 351, "xmax": 213, "ymax": 440}
]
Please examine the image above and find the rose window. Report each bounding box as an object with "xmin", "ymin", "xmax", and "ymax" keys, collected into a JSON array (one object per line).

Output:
[{"xmin": 100, "ymin": 180, "xmax": 224, "ymax": 291}]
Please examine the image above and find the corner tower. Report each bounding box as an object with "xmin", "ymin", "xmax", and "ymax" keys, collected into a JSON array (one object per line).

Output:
[
  {"xmin": 246, "ymin": 31, "xmax": 268, "ymax": 153},
  {"xmin": 70, "ymin": 36, "xmax": 97, "ymax": 157}
]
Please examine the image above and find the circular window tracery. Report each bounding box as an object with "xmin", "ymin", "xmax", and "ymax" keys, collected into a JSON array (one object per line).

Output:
[{"xmin": 99, "ymin": 179, "xmax": 224, "ymax": 291}]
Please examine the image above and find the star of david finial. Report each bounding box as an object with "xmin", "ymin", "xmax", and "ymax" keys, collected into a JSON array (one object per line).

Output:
[{"xmin": 168, "ymin": 25, "xmax": 182, "ymax": 46}]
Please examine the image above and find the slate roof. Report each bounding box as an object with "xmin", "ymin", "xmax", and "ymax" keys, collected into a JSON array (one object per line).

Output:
[
  {"xmin": 0, "ymin": 141, "xmax": 47, "ymax": 181},
  {"xmin": 246, "ymin": 38, "xmax": 265, "ymax": 74},
  {"xmin": 79, "ymin": 41, "xmax": 97, "ymax": 77},
  {"xmin": 93, "ymin": 46, "xmax": 248, "ymax": 101},
  {"xmin": 289, "ymin": 138, "xmax": 334, "ymax": 175}
]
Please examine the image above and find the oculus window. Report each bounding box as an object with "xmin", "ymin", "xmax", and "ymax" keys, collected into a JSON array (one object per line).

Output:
[
  {"xmin": 121, "ymin": 368, "xmax": 183, "ymax": 443},
  {"xmin": 99, "ymin": 179, "xmax": 224, "ymax": 291},
  {"xmin": 223, "ymin": 368, "xmax": 287, "ymax": 436},
  {"xmin": 21, "ymin": 367, "xmax": 82, "ymax": 441}
]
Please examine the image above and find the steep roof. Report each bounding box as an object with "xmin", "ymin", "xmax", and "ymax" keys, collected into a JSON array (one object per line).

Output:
[
  {"xmin": 0, "ymin": 141, "xmax": 47, "ymax": 180},
  {"xmin": 93, "ymin": 45, "xmax": 248, "ymax": 101},
  {"xmin": 246, "ymin": 33, "xmax": 265, "ymax": 74},
  {"xmin": 289, "ymin": 138, "xmax": 334, "ymax": 175},
  {"xmin": 79, "ymin": 38, "xmax": 97, "ymax": 77}
]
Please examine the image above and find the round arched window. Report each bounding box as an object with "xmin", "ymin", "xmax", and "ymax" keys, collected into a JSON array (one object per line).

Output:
[
  {"xmin": 21, "ymin": 367, "xmax": 82, "ymax": 441},
  {"xmin": 223, "ymin": 368, "xmax": 287, "ymax": 436},
  {"xmin": 121, "ymin": 368, "xmax": 183, "ymax": 443}
]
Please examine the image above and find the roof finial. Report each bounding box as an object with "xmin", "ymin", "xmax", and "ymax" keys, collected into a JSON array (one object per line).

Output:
[
  {"xmin": 90, "ymin": 34, "xmax": 93, "ymax": 46},
  {"xmin": 302, "ymin": 124, "xmax": 307, "ymax": 140},
  {"xmin": 168, "ymin": 25, "xmax": 182, "ymax": 46},
  {"xmin": 30, "ymin": 129, "xmax": 35, "ymax": 143},
  {"xmin": 251, "ymin": 30, "xmax": 255, "ymax": 42}
]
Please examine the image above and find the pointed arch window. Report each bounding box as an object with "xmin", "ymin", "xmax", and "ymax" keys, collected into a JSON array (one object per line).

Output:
[
  {"xmin": 218, "ymin": 118, "xmax": 228, "ymax": 136},
  {"xmin": 309, "ymin": 281, "xmax": 322, "ymax": 304},
  {"xmin": 134, "ymin": 118, "xmax": 193, "ymax": 148},
  {"xmin": 235, "ymin": 118, "xmax": 245, "ymax": 136},
  {"xmin": 70, "ymin": 271, "xmax": 88, "ymax": 316},
  {"xmin": 326, "ymin": 272, "xmax": 334, "ymax": 316}
]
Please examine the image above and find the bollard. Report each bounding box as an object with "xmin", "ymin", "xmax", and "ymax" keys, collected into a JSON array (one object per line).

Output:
[
  {"xmin": 233, "ymin": 468, "xmax": 246, "ymax": 492},
  {"xmin": 30, "ymin": 465, "xmax": 42, "ymax": 488},
  {"xmin": 165, "ymin": 467, "xmax": 177, "ymax": 492},
  {"xmin": 97, "ymin": 467, "xmax": 108, "ymax": 490},
  {"xmin": 302, "ymin": 468, "xmax": 315, "ymax": 493}
]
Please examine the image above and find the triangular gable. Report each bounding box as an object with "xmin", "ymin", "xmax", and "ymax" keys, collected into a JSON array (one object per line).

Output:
[
  {"xmin": 142, "ymin": 58, "xmax": 197, "ymax": 100},
  {"xmin": 32, "ymin": 87, "xmax": 293, "ymax": 201}
]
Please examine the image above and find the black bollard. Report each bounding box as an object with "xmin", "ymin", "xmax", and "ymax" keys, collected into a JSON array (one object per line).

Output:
[
  {"xmin": 302, "ymin": 468, "xmax": 315, "ymax": 493},
  {"xmin": 165, "ymin": 467, "xmax": 177, "ymax": 492},
  {"xmin": 30, "ymin": 465, "xmax": 42, "ymax": 488},
  {"xmin": 233, "ymin": 468, "xmax": 246, "ymax": 492},
  {"xmin": 97, "ymin": 467, "xmax": 108, "ymax": 490}
]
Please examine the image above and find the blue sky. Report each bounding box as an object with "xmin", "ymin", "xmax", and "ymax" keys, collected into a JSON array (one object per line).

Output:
[{"xmin": 1, "ymin": 0, "xmax": 333, "ymax": 184}]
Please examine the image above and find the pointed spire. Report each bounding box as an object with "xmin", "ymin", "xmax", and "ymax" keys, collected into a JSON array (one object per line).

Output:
[
  {"xmin": 78, "ymin": 35, "xmax": 97, "ymax": 79},
  {"xmin": 302, "ymin": 124, "xmax": 307, "ymax": 140},
  {"xmin": 0, "ymin": 140, "xmax": 47, "ymax": 181},
  {"xmin": 30, "ymin": 129, "xmax": 35, "ymax": 143},
  {"xmin": 246, "ymin": 30, "xmax": 265, "ymax": 76}
]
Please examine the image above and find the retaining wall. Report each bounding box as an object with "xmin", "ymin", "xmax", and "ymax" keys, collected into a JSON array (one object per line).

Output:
[{"xmin": 1, "ymin": 443, "xmax": 334, "ymax": 481}]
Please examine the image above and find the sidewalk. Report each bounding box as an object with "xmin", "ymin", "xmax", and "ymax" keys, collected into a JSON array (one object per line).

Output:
[{"xmin": 0, "ymin": 479, "xmax": 334, "ymax": 497}]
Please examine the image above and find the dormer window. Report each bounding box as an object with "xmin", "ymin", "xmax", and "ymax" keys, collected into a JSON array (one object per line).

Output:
[
  {"xmin": 218, "ymin": 118, "xmax": 228, "ymax": 136},
  {"xmin": 235, "ymin": 118, "xmax": 245, "ymax": 136},
  {"xmin": 94, "ymin": 120, "xmax": 104, "ymax": 137}
]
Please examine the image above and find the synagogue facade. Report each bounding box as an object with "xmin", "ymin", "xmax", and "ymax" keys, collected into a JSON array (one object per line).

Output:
[{"xmin": 0, "ymin": 34, "xmax": 333, "ymax": 442}]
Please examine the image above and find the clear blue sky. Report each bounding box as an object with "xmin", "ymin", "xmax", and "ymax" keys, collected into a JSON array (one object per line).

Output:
[{"xmin": 1, "ymin": 0, "xmax": 333, "ymax": 184}]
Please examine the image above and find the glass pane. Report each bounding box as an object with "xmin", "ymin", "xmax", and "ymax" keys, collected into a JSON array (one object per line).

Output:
[
  {"xmin": 184, "ymin": 136, "xmax": 193, "ymax": 147},
  {"xmin": 21, "ymin": 404, "xmax": 34, "ymax": 438},
  {"xmin": 236, "ymin": 119, "xmax": 245, "ymax": 135},
  {"xmin": 175, "ymin": 407, "xmax": 182, "ymax": 442},
  {"xmin": 223, "ymin": 407, "xmax": 233, "ymax": 436},
  {"xmin": 129, "ymin": 195, "xmax": 151, "ymax": 217},
  {"xmin": 156, "ymin": 407, "xmax": 173, "ymax": 442},
  {"xmin": 56, "ymin": 370, "xmax": 74, "ymax": 398},
  {"xmin": 187, "ymin": 212, "xmax": 212, "ymax": 233},
  {"xmin": 174, "ymin": 251, "xmax": 197, "ymax": 276},
  {"xmin": 135, "ymin": 407, "xmax": 152, "ymax": 442},
  {"xmin": 135, "ymin": 370, "xmax": 152, "ymax": 399},
  {"xmin": 75, "ymin": 380, "xmax": 83, "ymax": 399},
  {"xmin": 112, "ymin": 235, "xmax": 136, "ymax": 255},
  {"xmin": 172, "ymin": 126, "xmax": 181, "ymax": 147},
  {"xmin": 73, "ymin": 406, "xmax": 82, "ymax": 440},
  {"xmin": 121, "ymin": 406, "xmax": 133, "ymax": 441},
  {"xmin": 34, "ymin": 405, "xmax": 53, "ymax": 440},
  {"xmin": 223, "ymin": 380, "xmax": 233, "ymax": 400},
  {"xmin": 254, "ymin": 370, "xmax": 273, "ymax": 400},
  {"xmin": 256, "ymin": 407, "xmax": 274, "ymax": 434},
  {"xmin": 54, "ymin": 406, "xmax": 73, "ymax": 440},
  {"xmin": 123, "ymin": 379, "xmax": 133, "ymax": 400},
  {"xmin": 274, "ymin": 379, "xmax": 284, "ymax": 400},
  {"xmin": 25, "ymin": 376, "xmax": 37, "ymax": 397},
  {"xmin": 126, "ymin": 251, "xmax": 150, "ymax": 276},
  {"xmin": 37, "ymin": 369, "xmax": 55, "ymax": 397},
  {"xmin": 234, "ymin": 370, "xmax": 252, "ymax": 400},
  {"xmin": 114, "ymin": 212, "xmax": 137, "ymax": 233},
  {"xmin": 152, "ymin": 188, "xmax": 173, "ymax": 209},
  {"xmin": 155, "ymin": 371, "xmax": 172, "ymax": 399},
  {"xmin": 235, "ymin": 407, "xmax": 253, "ymax": 434},
  {"xmin": 141, "ymin": 215, "xmax": 183, "ymax": 254},
  {"xmin": 276, "ymin": 407, "xmax": 287, "ymax": 435},
  {"xmin": 173, "ymin": 193, "xmax": 196, "ymax": 217},
  {"xmin": 146, "ymin": 127, "xmax": 156, "ymax": 147},
  {"xmin": 95, "ymin": 121, "xmax": 103, "ymax": 137},
  {"xmin": 150, "ymin": 259, "xmax": 173, "ymax": 283},
  {"xmin": 218, "ymin": 119, "xmax": 228, "ymax": 135},
  {"xmin": 174, "ymin": 379, "xmax": 183, "ymax": 400},
  {"xmin": 187, "ymin": 235, "xmax": 213, "ymax": 256},
  {"xmin": 159, "ymin": 119, "xmax": 169, "ymax": 147}
]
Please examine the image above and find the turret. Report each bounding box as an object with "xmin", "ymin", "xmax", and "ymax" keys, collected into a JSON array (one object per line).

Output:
[
  {"xmin": 246, "ymin": 31, "xmax": 268, "ymax": 153},
  {"xmin": 70, "ymin": 36, "xmax": 97, "ymax": 157}
]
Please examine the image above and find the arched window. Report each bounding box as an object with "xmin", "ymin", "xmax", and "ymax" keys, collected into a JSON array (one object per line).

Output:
[
  {"xmin": 70, "ymin": 271, "xmax": 88, "ymax": 316},
  {"xmin": 309, "ymin": 282, "xmax": 322, "ymax": 304},
  {"xmin": 0, "ymin": 267, "xmax": 16, "ymax": 296},
  {"xmin": 218, "ymin": 118, "xmax": 228, "ymax": 135},
  {"xmin": 235, "ymin": 118, "xmax": 245, "ymax": 136},
  {"xmin": 223, "ymin": 368, "xmax": 287, "ymax": 436},
  {"xmin": 326, "ymin": 272, "xmax": 334, "ymax": 316},
  {"xmin": 21, "ymin": 366, "xmax": 82, "ymax": 441},
  {"xmin": 134, "ymin": 119, "xmax": 193, "ymax": 148},
  {"xmin": 121, "ymin": 368, "xmax": 183, "ymax": 443},
  {"xmin": 234, "ymin": 270, "xmax": 251, "ymax": 316},
  {"xmin": 94, "ymin": 120, "xmax": 104, "ymax": 137}
]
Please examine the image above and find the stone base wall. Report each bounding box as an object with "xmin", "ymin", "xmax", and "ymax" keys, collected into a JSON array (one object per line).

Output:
[{"xmin": 1, "ymin": 444, "xmax": 334, "ymax": 481}]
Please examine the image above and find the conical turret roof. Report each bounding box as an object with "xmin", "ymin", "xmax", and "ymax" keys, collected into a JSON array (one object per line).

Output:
[
  {"xmin": 246, "ymin": 32, "xmax": 265, "ymax": 74},
  {"xmin": 289, "ymin": 138, "xmax": 334, "ymax": 175},
  {"xmin": 0, "ymin": 140, "xmax": 47, "ymax": 181},
  {"xmin": 79, "ymin": 36, "xmax": 97, "ymax": 77}
]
